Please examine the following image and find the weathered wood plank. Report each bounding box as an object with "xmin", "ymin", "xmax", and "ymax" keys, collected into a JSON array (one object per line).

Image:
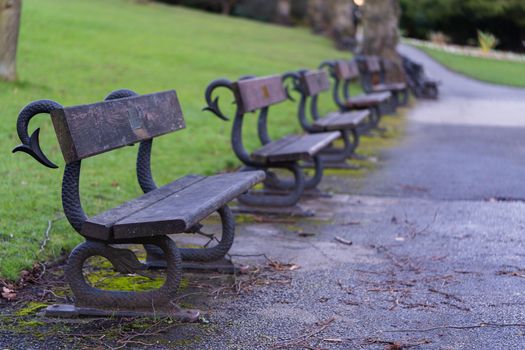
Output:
[
  {"xmin": 301, "ymin": 70, "xmax": 330, "ymax": 96},
  {"xmin": 313, "ymin": 110, "xmax": 369, "ymax": 131},
  {"xmin": 372, "ymin": 82, "xmax": 407, "ymax": 92},
  {"xmin": 112, "ymin": 171, "xmax": 266, "ymax": 239},
  {"xmin": 335, "ymin": 60, "xmax": 353, "ymax": 80},
  {"xmin": 50, "ymin": 90, "xmax": 185, "ymax": 163},
  {"xmin": 235, "ymin": 75, "xmax": 287, "ymax": 113},
  {"xmin": 365, "ymin": 56, "xmax": 382, "ymax": 73},
  {"xmin": 251, "ymin": 135, "xmax": 301, "ymax": 163},
  {"xmin": 347, "ymin": 91, "xmax": 391, "ymax": 108},
  {"xmin": 347, "ymin": 60, "xmax": 360, "ymax": 79},
  {"xmin": 82, "ymin": 175, "xmax": 205, "ymax": 240},
  {"xmin": 252, "ymin": 132, "xmax": 340, "ymax": 163}
]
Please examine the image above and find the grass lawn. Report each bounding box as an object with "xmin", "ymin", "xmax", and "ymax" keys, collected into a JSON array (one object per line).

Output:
[
  {"xmin": 0, "ymin": 0, "xmax": 357, "ymax": 280},
  {"xmin": 416, "ymin": 46, "xmax": 525, "ymax": 88}
]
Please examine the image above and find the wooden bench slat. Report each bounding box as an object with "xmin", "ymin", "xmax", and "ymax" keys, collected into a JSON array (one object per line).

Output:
[
  {"xmin": 313, "ymin": 110, "xmax": 369, "ymax": 131},
  {"xmin": 335, "ymin": 60, "xmax": 356, "ymax": 80},
  {"xmin": 235, "ymin": 75, "xmax": 287, "ymax": 113},
  {"xmin": 371, "ymin": 82, "xmax": 407, "ymax": 92},
  {"xmin": 82, "ymin": 175, "xmax": 205, "ymax": 240},
  {"xmin": 51, "ymin": 90, "xmax": 185, "ymax": 163},
  {"xmin": 252, "ymin": 132, "xmax": 340, "ymax": 163},
  {"xmin": 346, "ymin": 92, "xmax": 391, "ymax": 108},
  {"xmin": 112, "ymin": 171, "xmax": 265, "ymax": 239},
  {"xmin": 347, "ymin": 60, "xmax": 360, "ymax": 79},
  {"xmin": 365, "ymin": 56, "xmax": 382, "ymax": 73}
]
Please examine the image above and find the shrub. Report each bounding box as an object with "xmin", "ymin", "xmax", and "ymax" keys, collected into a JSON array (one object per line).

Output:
[
  {"xmin": 428, "ymin": 31, "xmax": 449, "ymax": 45},
  {"xmin": 477, "ymin": 30, "xmax": 499, "ymax": 53}
]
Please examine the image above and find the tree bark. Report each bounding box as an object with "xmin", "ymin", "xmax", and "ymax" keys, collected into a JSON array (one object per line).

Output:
[
  {"xmin": 308, "ymin": 0, "xmax": 328, "ymax": 34},
  {"xmin": 329, "ymin": 0, "xmax": 356, "ymax": 50},
  {"xmin": 220, "ymin": 0, "xmax": 237, "ymax": 15},
  {"xmin": 275, "ymin": 0, "xmax": 291, "ymax": 25},
  {"xmin": 0, "ymin": 0, "xmax": 21, "ymax": 81},
  {"xmin": 361, "ymin": 0, "xmax": 403, "ymax": 82}
]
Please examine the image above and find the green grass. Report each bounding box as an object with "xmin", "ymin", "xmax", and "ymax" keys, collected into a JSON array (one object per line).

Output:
[
  {"xmin": 416, "ymin": 46, "xmax": 525, "ymax": 88},
  {"xmin": 0, "ymin": 0, "xmax": 351, "ymax": 280}
]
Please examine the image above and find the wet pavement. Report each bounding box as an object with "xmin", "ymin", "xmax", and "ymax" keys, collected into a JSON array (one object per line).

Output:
[{"xmin": 174, "ymin": 45, "xmax": 525, "ymax": 349}]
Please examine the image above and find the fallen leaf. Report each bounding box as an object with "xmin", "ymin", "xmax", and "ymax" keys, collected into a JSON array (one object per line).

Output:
[
  {"xmin": 297, "ymin": 231, "xmax": 316, "ymax": 237},
  {"xmin": 323, "ymin": 338, "xmax": 344, "ymax": 343},
  {"xmin": 1, "ymin": 287, "xmax": 16, "ymax": 301},
  {"xmin": 335, "ymin": 236, "xmax": 353, "ymax": 246},
  {"xmin": 289, "ymin": 264, "xmax": 301, "ymax": 271}
]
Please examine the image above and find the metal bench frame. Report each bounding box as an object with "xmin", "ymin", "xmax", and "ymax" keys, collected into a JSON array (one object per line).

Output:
[
  {"xmin": 355, "ymin": 55, "xmax": 410, "ymax": 109},
  {"xmin": 12, "ymin": 89, "xmax": 262, "ymax": 318},
  {"xmin": 204, "ymin": 75, "xmax": 334, "ymax": 214},
  {"xmin": 285, "ymin": 70, "xmax": 367, "ymax": 169},
  {"xmin": 319, "ymin": 60, "xmax": 386, "ymax": 131}
]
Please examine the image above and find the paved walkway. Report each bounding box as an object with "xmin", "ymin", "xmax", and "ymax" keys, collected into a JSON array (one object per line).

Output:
[
  {"xmin": 324, "ymin": 44, "xmax": 525, "ymax": 200},
  {"xmin": 176, "ymin": 45, "xmax": 525, "ymax": 349}
]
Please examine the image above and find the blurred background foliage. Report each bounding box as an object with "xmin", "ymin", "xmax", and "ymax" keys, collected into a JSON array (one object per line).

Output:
[
  {"xmin": 155, "ymin": 0, "xmax": 525, "ymax": 53},
  {"xmin": 399, "ymin": 0, "xmax": 525, "ymax": 52}
]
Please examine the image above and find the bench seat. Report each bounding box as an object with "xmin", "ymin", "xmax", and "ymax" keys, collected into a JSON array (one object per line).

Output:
[
  {"xmin": 345, "ymin": 91, "xmax": 391, "ymax": 108},
  {"xmin": 251, "ymin": 132, "xmax": 340, "ymax": 163},
  {"xmin": 370, "ymin": 82, "xmax": 407, "ymax": 93},
  {"xmin": 82, "ymin": 171, "xmax": 265, "ymax": 241},
  {"xmin": 312, "ymin": 110, "xmax": 369, "ymax": 131}
]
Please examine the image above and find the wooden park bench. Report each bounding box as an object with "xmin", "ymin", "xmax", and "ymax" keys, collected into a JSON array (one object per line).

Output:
[
  {"xmin": 204, "ymin": 75, "xmax": 340, "ymax": 216},
  {"xmin": 12, "ymin": 89, "xmax": 264, "ymax": 319},
  {"xmin": 320, "ymin": 59, "xmax": 392, "ymax": 131},
  {"xmin": 285, "ymin": 69, "xmax": 370, "ymax": 169},
  {"xmin": 355, "ymin": 55, "xmax": 409, "ymax": 109}
]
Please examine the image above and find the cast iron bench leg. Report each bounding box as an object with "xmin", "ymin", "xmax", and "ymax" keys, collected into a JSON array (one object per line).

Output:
[
  {"xmin": 263, "ymin": 156, "xmax": 323, "ymax": 191},
  {"xmin": 145, "ymin": 206, "xmax": 235, "ymax": 268},
  {"xmin": 238, "ymin": 163, "xmax": 305, "ymax": 207},
  {"xmin": 46, "ymin": 236, "xmax": 199, "ymax": 320},
  {"xmin": 317, "ymin": 129, "xmax": 359, "ymax": 162}
]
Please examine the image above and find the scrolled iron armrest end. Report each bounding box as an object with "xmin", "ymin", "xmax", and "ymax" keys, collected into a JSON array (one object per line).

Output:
[
  {"xmin": 319, "ymin": 60, "xmax": 335, "ymax": 70},
  {"xmin": 105, "ymin": 88, "xmax": 138, "ymax": 101},
  {"xmin": 203, "ymin": 78, "xmax": 235, "ymax": 121},
  {"xmin": 282, "ymin": 71, "xmax": 302, "ymax": 102},
  {"xmin": 12, "ymin": 99, "xmax": 63, "ymax": 169}
]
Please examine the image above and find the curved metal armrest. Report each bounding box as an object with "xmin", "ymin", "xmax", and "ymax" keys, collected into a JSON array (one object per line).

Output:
[
  {"xmin": 319, "ymin": 60, "xmax": 337, "ymax": 78},
  {"xmin": 12, "ymin": 100, "xmax": 64, "ymax": 169},
  {"xmin": 104, "ymin": 89, "xmax": 158, "ymax": 193},
  {"xmin": 282, "ymin": 70, "xmax": 303, "ymax": 101},
  {"xmin": 202, "ymin": 78, "xmax": 236, "ymax": 121}
]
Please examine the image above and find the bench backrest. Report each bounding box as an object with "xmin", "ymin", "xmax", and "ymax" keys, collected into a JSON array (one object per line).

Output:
[
  {"xmin": 300, "ymin": 70, "xmax": 331, "ymax": 96},
  {"xmin": 347, "ymin": 60, "xmax": 360, "ymax": 78},
  {"xmin": 234, "ymin": 75, "xmax": 288, "ymax": 113},
  {"xmin": 334, "ymin": 60, "xmax": 352, "ymax": 80},
  {"xmin": 50, "ymin": 90, "xmax": 185, "ymax": 163},
  {"xmin": 364, "ymin": 56, "xmax": 382, "ymax": 73}
]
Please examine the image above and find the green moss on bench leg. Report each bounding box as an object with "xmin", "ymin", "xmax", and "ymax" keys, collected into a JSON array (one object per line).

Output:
[{"xmin": 15, "ymin": 302, "xmax": 48, "ymax": 316}]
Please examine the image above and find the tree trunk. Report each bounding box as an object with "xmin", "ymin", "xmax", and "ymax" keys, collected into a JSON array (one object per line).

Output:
[
  {"xmin": 329, "ymin": 0, "xmax": 356, "ymax": 50},
  {"xmin": 275, "ymin": 0, "xmax": 291, "ymax": 26},
  {"xmin": 0, "ymin": 0, "xmax": 21, "ymax": 81},
  {"xmin": 360, "ymin": 0, "xmax": 403, "ymax": 82},
  {"xmin": 308, "ymin": 0, "xmax": 327, "ymax": 34},
  {"xmin": 221, "ymin": 0, "xmax": 237, "ymax": 15}
]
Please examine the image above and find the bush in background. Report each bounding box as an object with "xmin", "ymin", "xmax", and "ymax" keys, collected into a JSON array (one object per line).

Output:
[
  {"xmin": 400, "ymin": 0, "xmax": 525, "ymax": 53},
  {"xmin": 477, "ymin": 30, "xmax": 499, "ymax": 53}
]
